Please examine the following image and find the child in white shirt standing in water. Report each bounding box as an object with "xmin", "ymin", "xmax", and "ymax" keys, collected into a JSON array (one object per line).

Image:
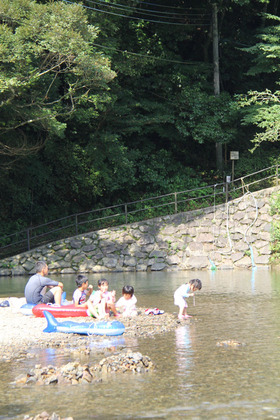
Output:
[
  {"xmin": 174, "ymin": 278, "xmax": 202, "ymax": 319},
  {"xmin": 116, "ymin": 285, "xmax": 137, "ymax": 317}
]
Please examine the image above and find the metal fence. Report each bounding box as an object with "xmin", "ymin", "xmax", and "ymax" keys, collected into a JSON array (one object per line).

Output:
[{"xmin": 0, "ymin": 165, "xmax": 279, "ymax": 259}]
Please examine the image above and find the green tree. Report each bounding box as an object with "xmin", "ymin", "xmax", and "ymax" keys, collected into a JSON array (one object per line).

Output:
[
  {"xmin": 0, "ymin": 0, "xmax": 115, "ymax": 166},
  {"xmin": 237, "ymin": 13, "xmax": 280, "ymax": 149}
]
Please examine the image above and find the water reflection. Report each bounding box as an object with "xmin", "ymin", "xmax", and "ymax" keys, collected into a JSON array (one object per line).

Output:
[
  {"xmin": 175, "ymin": 325, "xmax": 193, "ymax": 371},
  {"xmin": 25, "ymin": 336, "xmax": 128, "ymax": 369},
  {"xmin": 250, "ymin": 267, "xmax": 256, "ymax": 292},
  {"xmin": 88, "ymin": 336, "xmax": 126, "ymax": 350}
]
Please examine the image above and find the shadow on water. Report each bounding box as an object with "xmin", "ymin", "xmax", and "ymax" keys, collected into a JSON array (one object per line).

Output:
[{"xmin": 1, "ymin": 269, "xmax": 280, "ymax": 419}]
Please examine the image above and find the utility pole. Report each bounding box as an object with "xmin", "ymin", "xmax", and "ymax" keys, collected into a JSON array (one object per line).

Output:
[{"xmin": 212, "ymin": 3, "xmax": 223, "ymax": 171}]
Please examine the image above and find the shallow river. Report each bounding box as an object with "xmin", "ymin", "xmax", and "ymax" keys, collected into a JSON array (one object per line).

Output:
[{"xmin": 1, "ymin": 269, "xmax": 280, "ymax": 419}]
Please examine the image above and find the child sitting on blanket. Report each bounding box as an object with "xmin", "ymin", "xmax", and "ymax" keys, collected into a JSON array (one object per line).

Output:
[
  {"xmin": 116, "ymin": 285, "xmax": 137, "ymax": 317},
  {"xmin": 89, "ymin": 278, "xmax": 119, "ymax": 318},
  {"xmin": 72, "ymin": 275, "xmax": 103, "ymax": 319}
]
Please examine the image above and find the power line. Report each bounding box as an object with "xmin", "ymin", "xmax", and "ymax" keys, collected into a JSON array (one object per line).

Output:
[
  {"xmin": 62, "ymin": 0, "xmax": 211, "ymax": 26},
  {"xmin": 0, "ymin": 2, "xmax": 210, "ymax": 65},
  {"xmin": 121, "ymin": 0, "xmax": 208, "ymax": 12},
  {"xmin": 86, "ymin": 0, "xmax": 209, "ymax": 22},
  {"xmin": 1, "ymin": 2, "xmax": 210, "ymax": 63},
  {"xmin": 85, "ymin": 0, "xmax": 210, "ymax": 19}
]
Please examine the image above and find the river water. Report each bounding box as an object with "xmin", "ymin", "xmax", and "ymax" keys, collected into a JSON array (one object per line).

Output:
[{"xmin": 1, "ymin": 269, "xmax": 280, "ymax": 419}]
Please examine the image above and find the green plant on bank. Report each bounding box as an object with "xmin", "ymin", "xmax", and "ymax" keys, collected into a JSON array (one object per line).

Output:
[
  {"xmin": 0, "ymin": 261, "xmax": 16, "ymax": 269},
  {"xmin": 172, "ymin": 244, "xmax": 179, "ymax": 252},
  {"xmin": 270, "ymin": 192, "xmax": 280, "ymax": 259},
  {"xmin": 270, "ymin": 192, "xmax": 280, "ymax": 216},
  {"xmin": 270, "ymin": 223, "xmax": 280, "ymax": 261}
]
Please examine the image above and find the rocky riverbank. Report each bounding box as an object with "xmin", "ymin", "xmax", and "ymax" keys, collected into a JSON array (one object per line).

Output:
[
  {"xmin": 14, "ymin": 351, "xmax": 155, "ymax": 386},
  {"xmin": 0, "ymin": 302, "xmax": 182, "ymax": 361},
  {"xmin": 24, "ymin": 413, "xmax": 73, "ymax": 420},
  {"xmin": 1, "ymin": 300, "xmax": 182, "ymax": 420}
]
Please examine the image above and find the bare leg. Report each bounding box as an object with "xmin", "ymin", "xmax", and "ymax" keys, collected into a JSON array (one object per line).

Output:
[
  {"xmin": 98, "ymin": 299, "xmax": 107, "ymax": 318},
  {"xmin": 51, "ymin": 286, "xmax": 63, "ymax": 305},
  {"xmin": 178, "ymin": 305, "xmax": 184, "ymax": 319},
  {"xmin": 87, "ymin": 301, "xmax": 101, "ymax": 319},
  {"xmin": 107, "ymin": 302, "xmax": 118, "ymax": 316},
  {"xmin": 183, "ymin": 307, "xmax": 192, "ymax": 318}
]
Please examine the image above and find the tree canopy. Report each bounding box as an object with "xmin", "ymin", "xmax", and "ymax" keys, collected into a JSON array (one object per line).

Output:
[
  {"xmin": 0, "ymin": 0, "xmax": 115, "ymax": 164},
  {"xmin": 1, "ymin": 0, "xmax": 280, "ymax": 235},
  {"xmin": 237, "ymin": 13, "xmax": 280, "ymax": 149}
]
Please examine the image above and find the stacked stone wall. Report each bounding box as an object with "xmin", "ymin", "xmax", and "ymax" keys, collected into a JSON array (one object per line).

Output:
[{"xmin": 0, "ymin": 186, "xmax": 279, "ymax": 276}]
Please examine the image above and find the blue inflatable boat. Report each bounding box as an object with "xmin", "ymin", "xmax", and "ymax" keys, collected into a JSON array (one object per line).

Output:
[{"xmin": 43, "ymin": 311, "xmax": 125, "ymax": 336}]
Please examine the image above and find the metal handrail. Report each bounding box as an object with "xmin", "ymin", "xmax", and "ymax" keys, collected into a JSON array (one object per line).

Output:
[{"xmin": 0, "ymin": 164, "xmax": 279, "ymax": 259}]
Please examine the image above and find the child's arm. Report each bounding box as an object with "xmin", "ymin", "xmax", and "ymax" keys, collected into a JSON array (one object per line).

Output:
[
  {"xmin": 86, "ymin": 284, "xmax": 93, "ymax": 297},
  {"xmin": 110, "ymin": 290, "xmax": 116, "ymax": 303},
  {"xmin": 115, "ymin": 297, "xmax": 124, "ymax": 312},
  {"xmin": 73, "ymin": 294, "xmax": 85, "ymax": 307},
  {"xmin": 74, "ymin": 301, "xmax": 87, "ymax": 307},
  {"xmin": 73, "ymin": 290, "xmax": 80, "ymax": 307},
  {"xmin": 73, "ymin": 289, "xmax": 90, "ymax": 307},
  {"xmin": 105, "ymin": 290, "xmax": 116, "ymax": 304},
  {"xmin": 73, "ymin": 293, "xmax": 87, "ymax": 308},
  {"xmin": 90, "ymin": 290, "xmax": 102, "ymax": 305}
]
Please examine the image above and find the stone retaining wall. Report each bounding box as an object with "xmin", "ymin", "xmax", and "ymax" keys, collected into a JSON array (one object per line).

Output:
[{"xmin": 0, "ymin": 186, "xmax": 279, "ymax": 276}]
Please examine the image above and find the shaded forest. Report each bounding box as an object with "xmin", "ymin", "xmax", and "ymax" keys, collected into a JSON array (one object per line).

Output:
[{"xmin": 1, "ymin": 0, "xmax": 280, "ymax": 236}]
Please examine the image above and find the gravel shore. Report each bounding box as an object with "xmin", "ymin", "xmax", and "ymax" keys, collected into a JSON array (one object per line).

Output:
[
  {"xmin": 0, "ymin": 298, "xmax": 182, "ymax": 360},
  {"xmin": 0, "ymin": 299, "xmax": 184, "ymax": 419}
]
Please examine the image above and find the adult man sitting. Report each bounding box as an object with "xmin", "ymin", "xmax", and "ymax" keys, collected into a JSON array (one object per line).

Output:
[{"xmin": 25, "ymin": 261, "xmax": 63, "ymax": 305}]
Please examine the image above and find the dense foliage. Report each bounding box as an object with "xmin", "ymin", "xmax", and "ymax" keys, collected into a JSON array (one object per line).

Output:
[{"xmin": 1, "ymin": 0, "xmax": 280, "ymax": 235}]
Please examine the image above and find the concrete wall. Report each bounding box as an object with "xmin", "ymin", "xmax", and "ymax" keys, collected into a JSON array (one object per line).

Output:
[{"xmin": 0, "ymin": 186, "xmax": 279, "ymax": 276}]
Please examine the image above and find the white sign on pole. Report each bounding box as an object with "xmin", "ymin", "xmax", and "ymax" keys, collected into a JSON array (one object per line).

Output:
[{"xmin": 230, "ymin": 151, "xmax": 239, "ymax": 160}]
